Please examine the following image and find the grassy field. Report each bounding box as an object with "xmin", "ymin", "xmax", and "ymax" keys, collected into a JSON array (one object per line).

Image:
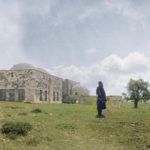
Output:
[{"xmin": 0, "ymin": 98, "xmax": 150, "ymax": 150}]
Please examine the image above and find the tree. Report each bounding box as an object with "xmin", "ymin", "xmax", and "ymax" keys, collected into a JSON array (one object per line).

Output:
[{"xmin": 127, "ymin": 79, "xmax": 150, "ymax": 108}]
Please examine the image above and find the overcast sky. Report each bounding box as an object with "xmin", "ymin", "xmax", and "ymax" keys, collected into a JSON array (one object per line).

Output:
[{"xmin": 0, "ymin": 0, "xmax": 150, "ymax": 95}]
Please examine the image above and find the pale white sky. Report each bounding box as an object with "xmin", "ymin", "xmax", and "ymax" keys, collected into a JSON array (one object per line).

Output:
[{"xmin": 0, "ymin": 0, "xmax": 150, "ymax": 95}]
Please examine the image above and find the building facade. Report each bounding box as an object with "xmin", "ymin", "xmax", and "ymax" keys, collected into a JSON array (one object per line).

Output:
[{"xmin": 0, "ymin": 63, "xmax": 89, "ymax": 103}]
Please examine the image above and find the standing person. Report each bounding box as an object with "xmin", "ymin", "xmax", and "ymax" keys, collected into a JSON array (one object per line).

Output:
[{"xmin": 96, "ymin": 81, "xmax": 107, "ymax": 118}]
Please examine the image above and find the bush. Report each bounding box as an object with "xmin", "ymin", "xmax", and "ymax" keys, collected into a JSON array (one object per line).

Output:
[
  {"xmin": 1, "ymin": 121, "xmax": 32, "ymax": 139},
  {"xmin": 31, "ymin": 108, "xmax": 42, "ymax": 113}
]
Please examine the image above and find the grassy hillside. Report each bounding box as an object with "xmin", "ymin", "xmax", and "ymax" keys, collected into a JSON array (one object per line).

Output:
[{"xmin": 0, "ymin": 99, "xmax": 150, "ymax": 150}]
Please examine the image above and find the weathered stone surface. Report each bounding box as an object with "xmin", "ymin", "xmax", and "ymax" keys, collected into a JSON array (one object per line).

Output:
[
  {"xmin": 0, "ymin": 63, "xmax": 89, "ymax": 103},
  {"xmin": 0, "ymin": 68, "xmax": 62, "ymax": 103}
]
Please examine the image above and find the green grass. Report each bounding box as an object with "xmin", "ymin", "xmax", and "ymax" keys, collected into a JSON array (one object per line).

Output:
[{"xmin": 0, "ymin": 98, "xmax": 150, "ymax": 150}]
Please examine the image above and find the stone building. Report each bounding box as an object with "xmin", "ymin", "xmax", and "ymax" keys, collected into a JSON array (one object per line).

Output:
[
  {"xmin": 62, "ymin": 79, "xmax": 89, "ymax": 103},
  {"xmin": 0, "ymin": 63, "xmax": 62, "ymax": 103},
  {"xmin": 72, "ymin": 84, "xmax": 89, "ymax": 96},
  {"xmin": 0, "ymin": 63, "xmax": 89, "ymax": 103},
  {"xmin": 62, "ymin": 79, "xmax": 79, "ymax": 97}
]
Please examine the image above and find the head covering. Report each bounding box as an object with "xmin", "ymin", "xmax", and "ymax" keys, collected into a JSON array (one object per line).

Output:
[{"xmin": 98, "ymin": 81, "xmax": 103, "ymax": 88}]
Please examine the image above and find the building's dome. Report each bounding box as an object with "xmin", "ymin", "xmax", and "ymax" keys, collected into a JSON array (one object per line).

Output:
[
  {"xmin": 72, "ymin": 84, "xmax": 89, "ymax": 96},
  {"xmin": 11, "ymin": 63, "xmax": 50, "ymax": 74},
  {"xmin": 11, "ymin": 63, "xmax": 35, "ymax": 70},
  {"xmin": 72, "ymin": 84, "xmax": 84, "ymax": 91}
]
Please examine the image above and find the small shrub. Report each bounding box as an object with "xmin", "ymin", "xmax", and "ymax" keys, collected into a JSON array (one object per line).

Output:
[
  {"xmin": 31, "ymin": 108, "xmax": 42, "ymax": 113},
  {"xmin": 147, "ymin": 145, "xmax": 150, "ymax": 148},
  {"xmin": 7, "ymin": 133, "xmax": 17, "ymax": 140},
  {"xmin": 1, "ymin": 121, "xmax": 32, "ymax": 138}
]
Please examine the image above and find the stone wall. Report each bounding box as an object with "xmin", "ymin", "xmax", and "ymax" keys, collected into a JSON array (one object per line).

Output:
[
  {"xmin": 62, "ymin": 79, "xmax": 79, "ymax": 96},
  {"xmin": 0, "ymin": 70, "xmax": 33, "ymax": 101},
  {"xmin": 30, "ymin": 70, "xmax": 51, "ymax": 103},
  {"xmin": 0, "ymin": 69, "xmax": 63, "ymax": 103},
  {"xmin": 0, "ymin": 68, "xmax": 89, "ymax": 103},
  {"xmin": 62, "ymin": 79, "xmax": 89, "ymax": 103}
]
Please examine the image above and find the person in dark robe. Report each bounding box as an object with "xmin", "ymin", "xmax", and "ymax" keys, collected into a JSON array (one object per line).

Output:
[{"xmin": 96, "ymin": 81, "xmax": 106, "ymax": 118}]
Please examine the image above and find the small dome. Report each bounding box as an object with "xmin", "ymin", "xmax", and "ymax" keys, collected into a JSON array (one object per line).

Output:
[
  {"xmin": 11, "ymin": 63, "xmax": 35, "ymax": 70},
  {"xmin": 11, "ymin": 63, "xmax": 50, "ymax": 74},
  {"xmin": 72, "ymin": 84, "xmax": 89, "ymax": 96},
  {"xmin": 72, "ymin": 84, "xmax": 84, "ymax": 90}
]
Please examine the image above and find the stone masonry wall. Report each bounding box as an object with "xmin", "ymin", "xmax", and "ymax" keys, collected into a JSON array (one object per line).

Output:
[
  {"xmin": 0, "ymin": 69, "xmax": 63, "ymax": 103},
  {"xmin": 0, "ymin": 70, "xmax": 33, "ymax": 101}
]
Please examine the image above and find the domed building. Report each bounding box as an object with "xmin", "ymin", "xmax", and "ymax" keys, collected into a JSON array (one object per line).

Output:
[
  {"xmin": 11, "ymin": 63, "xmax": 50, "ymax": 74},
  {"xmin": 62, "ymin": 79, "xmax": 89, "ymax": 104},
  {"xmin": 11, "ymin": 63, "xmax": 36, "ymax": 70},
  {"xmin": 0, "ymin": 63, "xmax": 89, "ymax": 103},
  {"xmin": 72, "ymin": 84, "xmax": 89, "ymax": 96},
  {"xmin": 0, "ymin": 63, "xmax": 63, "ymax": 103}
]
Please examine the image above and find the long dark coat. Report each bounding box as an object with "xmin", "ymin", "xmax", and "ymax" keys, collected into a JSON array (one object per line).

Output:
[{"xmin": 96, "ymin": 86, "xmax": 106, "ymax": 110}]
